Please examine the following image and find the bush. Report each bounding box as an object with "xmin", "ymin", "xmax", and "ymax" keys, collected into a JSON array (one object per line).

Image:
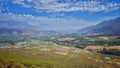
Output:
[{"xmin": 7, "ymin": 63, "xmax": 25, "ymax": 68}]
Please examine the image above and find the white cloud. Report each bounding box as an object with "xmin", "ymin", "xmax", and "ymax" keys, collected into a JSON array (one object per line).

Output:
[
  {"xmin": 12, "ymin": 0, "xmax": 120, "ymax": 12},
  {"xmin": 13, "ymin": 0, "xmax": 32, "ymax": 8},
  {"xmin": 0, "ymin": 13, "xmax": 96, "ymax": 31}
]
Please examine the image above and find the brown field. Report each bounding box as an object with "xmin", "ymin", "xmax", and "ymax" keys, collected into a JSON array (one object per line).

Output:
[
  {"xmin": 85, "ymin": 46, "xmax": 120, "ymax": 51},
  {"xmin": 98, "ymin": 36, "xmax": 109, "ymax": 40},
  {"xmin": 57, "ymin": 37, "xmax": 75, "ymax": 41}
]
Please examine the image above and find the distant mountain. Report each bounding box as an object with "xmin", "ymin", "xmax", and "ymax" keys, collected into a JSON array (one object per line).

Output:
[
  {"xmin": 78, "ymin": 17, "xmax": 120, "ymax": 36},
  {"xmin": 0, "ymin": 20, "xmax": 42, "ymax": 35}
]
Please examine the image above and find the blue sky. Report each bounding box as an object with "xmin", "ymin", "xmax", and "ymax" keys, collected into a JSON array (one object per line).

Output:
[{"xmin": 0, "ymin": 0, "xmax": 120, "ymax": 31}]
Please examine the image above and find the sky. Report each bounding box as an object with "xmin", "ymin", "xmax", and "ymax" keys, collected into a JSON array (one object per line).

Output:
[{"xmin": 0, "ymin": 0, "xmax": 120, "ymax": 31}]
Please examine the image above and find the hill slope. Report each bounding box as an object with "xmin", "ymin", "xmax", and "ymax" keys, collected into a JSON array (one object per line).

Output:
[
  {"xmin": 78, "ymin": 17, "xmax": 120, "ymax": 35},
  {"xmin": 0, "ymin": 46, "xmax": 120, "ymax": 68}
]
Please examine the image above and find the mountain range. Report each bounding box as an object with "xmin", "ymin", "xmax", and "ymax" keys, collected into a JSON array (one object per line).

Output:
[
  {"xmin": 78, "ymin": 17, "xmax": 120, "ymax": 36},
  {"xmin": 0, "ymin": 17, "xmax": 120, "ymax": 36},
  {"xmin": 0, "ymin": 20, "xmax": 42, "ymax": 35}
]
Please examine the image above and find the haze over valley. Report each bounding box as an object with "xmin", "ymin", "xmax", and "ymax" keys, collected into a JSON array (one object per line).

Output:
[{"xmin": 0, "ymin": 0, "xmax": 120, "ymax": 68}]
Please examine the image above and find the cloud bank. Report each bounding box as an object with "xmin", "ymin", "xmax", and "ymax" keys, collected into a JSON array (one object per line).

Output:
[{"xmin": 12, "ymin": 0, "xmax": 120, "ymax": 12}]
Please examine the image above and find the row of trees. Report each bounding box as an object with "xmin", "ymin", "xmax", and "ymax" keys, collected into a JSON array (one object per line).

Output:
[{"xmin": 100, "ymin": 48, "xmax": 120, "ymax": 56}]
